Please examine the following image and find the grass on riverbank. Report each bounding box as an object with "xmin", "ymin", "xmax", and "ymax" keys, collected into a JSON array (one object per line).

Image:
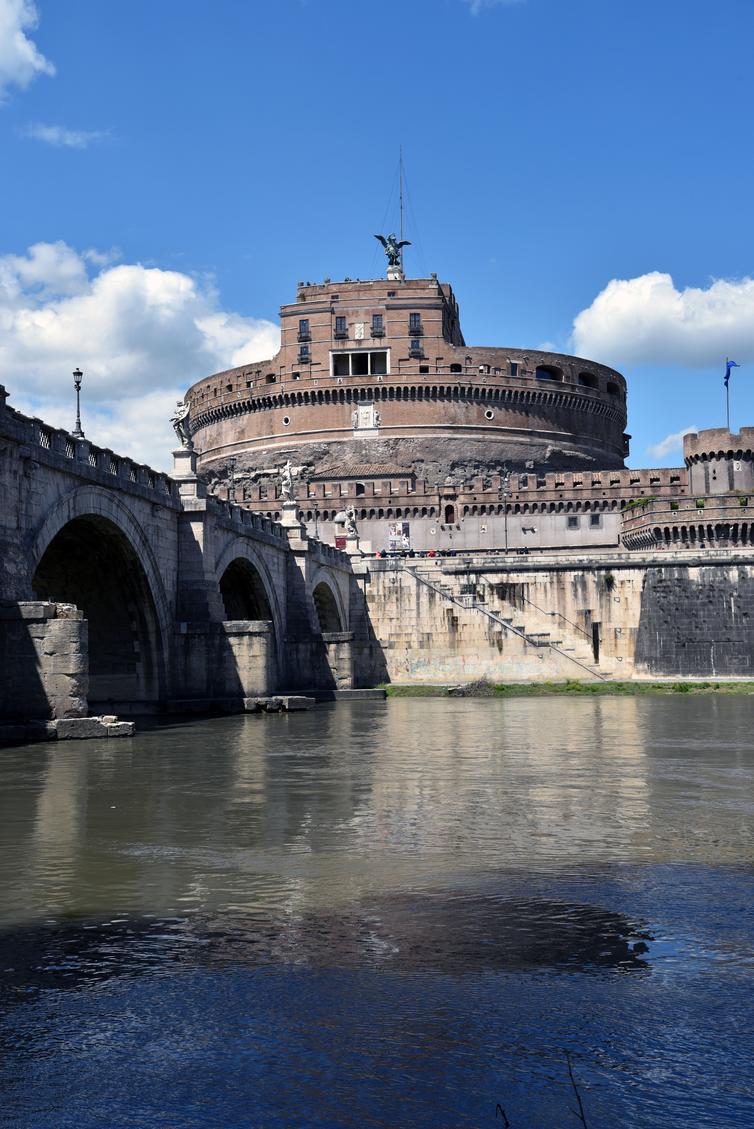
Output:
[{"xmin": 383, "ymin": 679, "xmax": 754, "ymax": 698}]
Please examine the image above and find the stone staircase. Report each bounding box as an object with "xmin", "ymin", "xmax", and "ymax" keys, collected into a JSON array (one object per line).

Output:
[{"xmin": 406, "ymin": 563, "xmax": 614, "ymax": 681}]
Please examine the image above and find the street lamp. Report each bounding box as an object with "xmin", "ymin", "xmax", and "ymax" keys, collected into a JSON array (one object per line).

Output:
[
  {"xmin": 72, "ymin": 367, "xmax": 85, "ymax": 438},
  {"xmin": 228, "ymin": 456, "xmax": 237, "ymax": 503},
  {"xmin": 501, "ymin": 465, "xmax": 510, "ymax": 552}
]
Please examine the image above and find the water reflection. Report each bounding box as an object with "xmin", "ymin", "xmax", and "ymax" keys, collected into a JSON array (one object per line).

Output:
[
  {"xmin": 1, "ymin": 697, "xmax": 754, "ymax": 1127},
  {"xmin": 2, "ymin": 697, "xmax": 754, "ymax": 929}
]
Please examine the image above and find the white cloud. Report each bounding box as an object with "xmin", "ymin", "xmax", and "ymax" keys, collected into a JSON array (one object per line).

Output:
[
  {"xmin": 464, "ymin": 0, "xmax": 524, "ymax": 13},
  {"xmin": 0, "ymin": 242, "xmax": 280, "ymax": 469},
  {"xmin": 571, "ymin": 271, "xmax": 754, "ymax": 369},
  {"xmin": 0, "ymin": 0, "xmax": 54, "ymax": 99},
  {"xmin": 646, "ymin": 425, "xmax": 698, "ymax": 461},
  {"xmin": 22, "ymin": 122, "xmax": 108, "ymax": 148}
]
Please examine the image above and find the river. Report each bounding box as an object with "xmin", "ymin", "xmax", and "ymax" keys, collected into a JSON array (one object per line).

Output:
[{"xmin": 1, "ymin": 696, "xmax": 753, "ymax": 1127}]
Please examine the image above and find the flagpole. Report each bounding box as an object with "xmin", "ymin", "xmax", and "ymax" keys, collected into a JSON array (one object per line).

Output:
[{"xmin": 726, "ymin": 357, "xmax": 731, "ymax": 431}]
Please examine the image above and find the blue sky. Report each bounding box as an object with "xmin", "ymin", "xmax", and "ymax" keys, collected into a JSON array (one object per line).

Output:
[{"xmin": 1, "ymin": 0, "xmax": 753, "ymax": 468}]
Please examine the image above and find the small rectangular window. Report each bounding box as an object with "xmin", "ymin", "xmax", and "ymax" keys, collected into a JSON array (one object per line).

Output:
[
  {"xmin": 409, "ymin": 312, "xmax": 422, "ymax": 333},
  {"xmin": 292, "ymin": 372, "xmax": 301, "ymax": 381},
  {"xmin": 298, "ymin": 344, "xmax": 310, "ymax": 362},
  {"xmin": 298, "ymin": 318, "xmax": 310, "ymax": 341},
  {"xmin": 509, "ymin": 361, "xmax": 519, "ymax": 376},
  {"xmin": 334, "ymin": 315, "xmax": 347, "ymax": 338},
  {"xmin": 590, "ymin": 514, "xmax": 601, "ymax": 527},
  {"xmin": 352, "ymin": 352, "xmax": 369, "ymax": 376},
  {"xmin": 567, "ymin": 516, "xmax": 579, "ymax": 529},
  {"xmin": 372, "ymin": 313, "xmax": 384, "ymax": 336}
]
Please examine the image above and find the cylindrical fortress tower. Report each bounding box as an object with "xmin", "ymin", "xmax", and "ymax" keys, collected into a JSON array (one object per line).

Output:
[
  {"xmin": 185, "ymin": 276, "xmax": 629, "ymax": 485},
  {"xmin": 684, "ymin": 427, "xmax": 754, "ymax": 495}
]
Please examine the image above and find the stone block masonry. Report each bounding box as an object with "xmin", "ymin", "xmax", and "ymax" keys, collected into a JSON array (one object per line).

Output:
[
  {"xmin": 0, "ymin": 601, "xmax": 88, "ymax": 720},
  {"xmin": 356, "ymin": 553, "xmax": 754, "ymax": 684}
]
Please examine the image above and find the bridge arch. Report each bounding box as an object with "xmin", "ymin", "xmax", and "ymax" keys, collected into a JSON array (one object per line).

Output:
[
  {"xmin": 310, "ymin": 569, "xmax": 348, "ymax": 633},
  {"xmin": 213, "ymin": 538, "xmax": 284, "ymax": 651},
  {"xmin": 29, "ymin": 487, "xmax": 170, "ymax": 710}
]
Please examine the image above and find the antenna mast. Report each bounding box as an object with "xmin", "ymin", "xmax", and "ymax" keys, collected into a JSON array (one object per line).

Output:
[{"xmin": 399, "ymin": 146, "xmax": 404, "ymax": 274}]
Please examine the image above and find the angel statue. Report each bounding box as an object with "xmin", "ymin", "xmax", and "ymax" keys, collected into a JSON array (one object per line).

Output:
[
  {"xmin": 374, "ymin": 232, "xmax": 411, "ymax": 268},
  {"xmin": 171, "ymin": 400, "xmax": 193, "ymax": 449},
  {"xmin": 279, "ymin": 459, "xmax": 305, "ymax": 503},
  {"xmin": 344, "ymin": 505, "xmax": 359, "ymax": 539}
]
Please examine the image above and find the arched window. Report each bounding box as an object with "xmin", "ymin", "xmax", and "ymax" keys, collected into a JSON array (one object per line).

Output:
[
  {"xmin": 444, "ymin": 504, "xmax": 456, "ymax": 525},
  {"xmin": 355, "ymin": 482, "xmax": 365, "ymax": 496},
  {"xmin": 578, "ymin": 372, "xmax": 599, "ymax": 389}
]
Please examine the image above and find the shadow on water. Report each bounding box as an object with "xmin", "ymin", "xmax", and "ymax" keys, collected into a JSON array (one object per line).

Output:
[{"xmin": 0, "ymin": 889, "xmax": 652, "ymax": 1000}]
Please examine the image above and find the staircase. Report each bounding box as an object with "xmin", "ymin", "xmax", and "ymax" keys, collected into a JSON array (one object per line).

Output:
[{"xmin": 405, "ymin": 562, "xmax": 614, "ymax": 682}]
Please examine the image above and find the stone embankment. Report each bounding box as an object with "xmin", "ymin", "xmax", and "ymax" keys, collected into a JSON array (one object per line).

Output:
[{"xmin": 357, "ymin": 549, "xmax": 754, "ymax": 685}]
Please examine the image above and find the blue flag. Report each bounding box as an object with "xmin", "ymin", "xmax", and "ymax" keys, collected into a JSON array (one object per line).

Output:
[{"xmin": 725, "ymin": 360, "xmax": 741, "ymax": 387}]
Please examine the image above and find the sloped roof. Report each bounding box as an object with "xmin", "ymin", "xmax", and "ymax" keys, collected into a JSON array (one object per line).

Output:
[{"xmin": 310, "ymin": 463, "xmax": 410, "ymax": 480}]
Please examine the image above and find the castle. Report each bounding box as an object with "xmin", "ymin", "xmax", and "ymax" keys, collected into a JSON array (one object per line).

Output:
[{"xmin": 184, "ymin": 267, "xmax": 754, "ymax": 556}]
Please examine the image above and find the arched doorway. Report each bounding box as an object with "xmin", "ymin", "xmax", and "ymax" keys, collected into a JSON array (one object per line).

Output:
[
  {"xmin": 32, "ymin": 515, "xmax": 165, "ymax": 710},
  {"xmin": 219, "ymin": 558, "xmax": 274, "ymax": 621},
  {"xmin": 444, "ymin": 503, "xmax": 456, "ymax": 525},
  {"xmin": 313, "ymin": 582, "xmax": 342, "ymax": 632}
]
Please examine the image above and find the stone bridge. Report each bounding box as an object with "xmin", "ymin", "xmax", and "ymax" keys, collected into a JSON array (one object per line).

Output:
[{"xmin": 0, "ymin": 386, "xmax": 369, "ymax": 723}]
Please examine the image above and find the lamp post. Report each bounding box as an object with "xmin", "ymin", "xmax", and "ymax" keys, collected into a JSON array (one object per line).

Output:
[
  {"xmin": 501, "ymin": 465, "xmax": 510, "ymax": 552},
  {"xmin": 228, "ymin": 456, "xmax": 237, "ymax": 503},
  {"xmin": 72, "ymin": 368, "xmax": 85, "ymax": 438}
]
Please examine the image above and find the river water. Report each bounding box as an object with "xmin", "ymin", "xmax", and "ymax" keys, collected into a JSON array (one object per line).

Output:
[{"xmin": 1, "ymin": 696, "xmax": 753, "ymax": 1128}]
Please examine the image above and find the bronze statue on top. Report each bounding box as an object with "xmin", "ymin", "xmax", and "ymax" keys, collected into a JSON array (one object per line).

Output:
[{"xmin": 374, "ymin": 232, "xmax": 411, "ymax": 268}]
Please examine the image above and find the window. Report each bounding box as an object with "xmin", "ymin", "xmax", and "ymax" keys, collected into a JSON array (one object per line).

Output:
[
  {"xmin": 419, "ymin": 365, "xmax": 429, "ymax": 374},
  {"xmin": 444, "ymin": 504, "xmax": 456, "ymax": 525},
  {"xmin": 355, "ymin": 482, "xmax": 366, "ymax": 496},
  {"xmin": 298, "ymin": 318, "xmax": 310, "ymax": 341},
  {"xmin": 590, "ymin": 514, "xmax": 601, "ymax": 528},
  {"xmin": 409, "ymin": 312, "xmax": 423, "ymax": 334},
  {"xmin": 607, "ymin": 381, "xmax": 620, "ymax": 395},
  {"xmin": 509, "ymin": 361, "xmax": 519, "ymax": 377},
  {"xmin": 410, "ymin": 339, "xmax": 424, "ymax": 357},
  {"xmin": 330, "ymin": 350, "xmax": 388, "ymax": 377},
  {"xmin": 334, "ymin": 315, "xmax": 347, "ymax": 339},
  {"xmin": 450, "ymin": 363, "xmax": 463, "ymax": 373},
  {"xmin": 536, "ymin": 365, "xmax": 562, "ymax": 381},
  {"xmin": 297, "ymin": 344, "xmax": 311, "ymax": 363},
  {"xmin": 266, "ymin": 373, "xmax": 276, "ymax": 384},
  {"xmin": 371, "ymin": 314, "xmax": 384, "ymax": 337},
  {"xmin": 567, "ymin": 516, "xmax": 579, "ymax": 529},
  {"xmin": 578, "ymin": 371, "xmax": 599, "ymax": 389},
  {"xmin": 292, "ymin": 371, "xmax": 301, "ymax": 381}
]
